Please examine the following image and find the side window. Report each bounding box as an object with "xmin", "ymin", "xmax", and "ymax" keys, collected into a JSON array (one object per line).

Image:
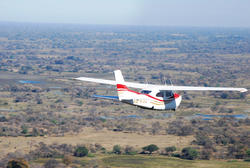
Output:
[
  {"xmin": 141, "ymin": 90, "xmax": 151, "ymax": 94},
  {"xmin": 156, "ymin": 92, "xmax": 164, "ymax": 97}
]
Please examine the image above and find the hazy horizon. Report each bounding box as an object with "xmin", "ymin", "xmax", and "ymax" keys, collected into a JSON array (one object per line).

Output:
[{"xmin": 1, "ymin": 0, "xmax": 250, "ymax": 28}]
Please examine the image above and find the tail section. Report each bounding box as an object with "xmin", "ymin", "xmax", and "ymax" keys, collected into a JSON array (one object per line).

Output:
[
  {"xmin": 114, "ymin": 70, "xmax": 129, "ymax": 100},
  {"xmin": 114, "ymin": 70, "xmax": 125, "ymax": 84}
]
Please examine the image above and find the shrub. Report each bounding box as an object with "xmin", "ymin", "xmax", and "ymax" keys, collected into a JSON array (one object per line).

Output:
[
  {"xmin": 220, "ymin": 93, "xmax": 228, "ymax": 99},
  {"xmin": 76, "ymin": 100, "xmax": 83, "ymax": 106},
  {"xmin": 21, "ymin": 125, "xmax": 28, "ymax": 134},
  {"xmin": 44, "ymin": 159, "xmax": 59, "ymax": 168},
  {"xmin": 94, "ymin": 143, "xmax": 103, "ymax": 151},
  {"xmin": 7, "ymin": 158, "xmax": 29, "ymax": 168},
  {"xmin": 124, "ymin": 145, "xmax": 137, "ymax": 155},
  {"xmin": 246, "ymin": 149, "xmax": 250, "ymax": 157},
  {"xmin": 214, "ymin": 135, "xmax": 229, "ymax": 145},
  {"xmin": 227, "ymin": 144, "xmax": 246, "ymax": 159},
  {"xmin": 165, "ymin": 146, "xmax": 177, "ymax": 155},
  {"xmin": 113, "ymin": 145, "xmax": 122, "ymax": 154},
  {"xmin": 171, "ymin": 153, "xmax": 181, "ymax": 158},
  {"xmin": 31, "ymin": 128, "xmax": 40, "ymax": 137},
  {"xmin": 101, "ymin": 147, "xmax": 106, "ymax": 153},
  {"xmin": 74, "ymin": 146, "xmax": 88, "ymax": 157},
  {"xmin": 63, "ymin": 155, "xmax": 73, "ymax": 166},
  {"xmin": 167, "ymin": 121, "xmax": 193, "ymax": 136},
  {"xmin": 165, "ymin": 146, "xmax": 177, "ymax": 153},
  {"xmin": 181, "ymin": 147, "xmax": 198, "ymax": 160},
  {"xmin": 195, "ymin": 132, "xmax": 212, "ymax": 147},
  {"xmin": 200, "ymin": 149, "xmax": 212, "ymax": 160},
  {"xmin": 87, "ymin": 153, "xmax": 95, "ymax": 157},
  {"xmin": 151, "ymin": 122, "xmax": 162, "ymax": 135},
  {"xmin": 142, "ymin": 144, "xmax": 159, "ymax": 154}
]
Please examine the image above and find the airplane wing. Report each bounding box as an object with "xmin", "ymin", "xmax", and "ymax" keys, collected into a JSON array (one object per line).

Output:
[
  {"xmin": 156, "ymin": 85, "xmax": 248, "ymax": 92},
  {"xmin": 128, "ymin": 83, "xmax": 247, "ymax": 92},
  {"xmin": 75, "ymin": 77, "xmax": 147, "ymax": 88},
  {"xmin": 75, "ymin": 77, "xmax": 247, "ymax": 93},
  {"xmin": 75, "ymin": 77, "xmax": 116, "ymax": 85}
]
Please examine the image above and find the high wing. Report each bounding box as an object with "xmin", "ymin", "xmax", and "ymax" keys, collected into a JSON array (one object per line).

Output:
[
  {"xmin": 156, "ymin": 85, "xmax": 247, "ymax": 92},
  {"xmin": 75, "ymin": 77, "xmax": 116, "ymax": 85},
  {"xmin": 75, "ymin": 72, "xmax": 248, "ymax": 93}
]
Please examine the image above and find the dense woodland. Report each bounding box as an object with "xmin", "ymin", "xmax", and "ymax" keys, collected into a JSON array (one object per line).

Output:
[{"xmin": 0, "ymin": 22, "xmax": 249, "ymax": 167}]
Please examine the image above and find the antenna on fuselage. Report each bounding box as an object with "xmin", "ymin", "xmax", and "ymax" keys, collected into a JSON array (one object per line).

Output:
[
  {"xmin": 169, "ymin": 79, "xmax": 175, "ymax": 95},
  {"xmin": 145, "ymin": 78, "xmax": 149, "ymax": 89},
  {"xmin": 169, "ymin": 79, "xmax": 173, "ymax": 86},
  {"xmin": 164, "ymin": 76, "xmax": 167, "ymax": 85}
]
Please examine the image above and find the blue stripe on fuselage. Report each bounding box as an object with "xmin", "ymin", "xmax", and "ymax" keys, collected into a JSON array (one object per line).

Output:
[{"xmin": 92, "ymin": 95, "xmax": 119, "ymax": 100}]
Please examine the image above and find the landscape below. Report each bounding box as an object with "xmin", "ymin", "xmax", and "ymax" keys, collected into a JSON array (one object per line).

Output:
[{"xmin": 0, "ymin": 22, "xmax": 249, "ymax": 167}]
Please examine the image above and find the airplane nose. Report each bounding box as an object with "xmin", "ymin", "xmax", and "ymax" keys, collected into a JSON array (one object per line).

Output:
[
  {"xmin": 174, "ymin": 93, "xmax": 180, "ymax": 98},
  {"xmin": 175, "ymin": 95, "xmax": 182, "ymax": 109}
]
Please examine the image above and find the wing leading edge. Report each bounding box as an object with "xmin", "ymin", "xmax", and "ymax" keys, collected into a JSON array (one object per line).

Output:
[
  {"xmin": 75, "ymin": 72, "xmax": 247, "ymax": 93},
  {"xmin": 75, "ymin": 77, "xmax": 116, "ymax": 85}
]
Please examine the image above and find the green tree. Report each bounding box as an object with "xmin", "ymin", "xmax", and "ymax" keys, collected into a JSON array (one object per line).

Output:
[
  {"xmin": 181, "ymin": 147, "xmax": 199, "ymax": 160},
  {"xmin": 220, "ymin": 93, "xmax": 228, "ymax": 99},
  {"xmin": 245, "ymin": 149, "xmax": 250, "ymax": 162},
  {"xmin": 7, "ymin": 158, "xmax": 29, "ymax": 168},
  {"xmin": 246, "ymin": 149, "xmax": 250, "ymax": 157},
  {"xmin": 74, "ymin": 146, "xmax": 88, "ymax": 157},
  {"xmin": 124, "ymin": 145, "xmax": 137, "ymax": 155},
  {"xmin": 113, "ymin": 145, "xmax": 122, "ymax": 154},
  {"xmin": 165, "ymin": 146, "xmax": 177, "ymax": 155},
  {"xmin": 142, "ymin": 144, "xmax": 159, "ymax": 154},
  {"xmin": 21, "ymin": 125, "xmax": 28, "ymax": 134}
]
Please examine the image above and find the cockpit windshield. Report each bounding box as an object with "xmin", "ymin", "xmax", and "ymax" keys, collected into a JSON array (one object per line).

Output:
[
  {"xmin": 165, "ymin": 91, "xmax": 173, "ymax": 97},
  {"xmin": 156, "ymin": 92, "xmax": 164, "ymax": 97},
  {"xmin": 156, "ymin": 91, "xmax": 174, "ymax": 98},
  {"xmin": 140, "ymin": 90, "xmax": 152, "ymax": 94}
]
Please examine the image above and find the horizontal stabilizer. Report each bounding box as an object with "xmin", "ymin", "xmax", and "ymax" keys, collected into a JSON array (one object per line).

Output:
[{"xmin": 92, "ymin": 95, "xmax": 119, "ymax": 100}]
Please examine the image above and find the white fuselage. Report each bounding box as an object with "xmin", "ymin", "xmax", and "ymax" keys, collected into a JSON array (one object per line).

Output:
[{"xmin": 117, "ymin": 86, "xmax": 182, "ymax": 110}]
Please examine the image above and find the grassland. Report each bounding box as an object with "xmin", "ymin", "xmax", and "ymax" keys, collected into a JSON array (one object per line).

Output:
[
  {"xmin": 32, "ymin": 155, "xmax": 250, "ymax": 168},
  {"xmin": 102, "ymin": 155, "xmax": 250, "ymax": 168}
]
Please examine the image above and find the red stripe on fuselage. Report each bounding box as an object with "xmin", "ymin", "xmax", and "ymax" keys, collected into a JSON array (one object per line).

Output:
[
  {"xmin": 117, "ymin": 84, "xmax": 180, "ymax": 102},
  {"xmin": 117, "ymin": 84, "xmax": 128, "ymax": 90},
  {"xmin": 117, "ymin": 86, "xmax": 163, "ymax": 102}
]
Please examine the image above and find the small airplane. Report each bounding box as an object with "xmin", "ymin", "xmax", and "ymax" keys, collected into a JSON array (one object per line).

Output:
[{"xmin": 75, "ymin": 70, "xmax": 247, "ymax": 110}]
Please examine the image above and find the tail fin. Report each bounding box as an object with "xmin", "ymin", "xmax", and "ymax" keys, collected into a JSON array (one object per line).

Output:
[
  {"xmin": 114, "ymin": 70, "xmax": 128, "ymax": 100},
  {"xmin": 114, "ymin": 70, "xmax": 124, "ymax": 84},
  {"xmin": 114, "ymin": 70, "xmax": 128, "ymax": 90}
]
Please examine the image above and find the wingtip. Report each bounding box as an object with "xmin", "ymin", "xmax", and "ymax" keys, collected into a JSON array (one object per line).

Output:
[
  {"xmin": 74, "ymin": 77, "xmax": 81, "ymax": 81},
  {"xmin": 240, "ymin": 88, "xmax": 248, "ymax": 93}
]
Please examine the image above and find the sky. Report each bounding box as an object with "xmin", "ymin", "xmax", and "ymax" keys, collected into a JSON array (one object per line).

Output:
[{"xmin": 0, "ymin": 0, "xmax": 250, "ymax": 27}]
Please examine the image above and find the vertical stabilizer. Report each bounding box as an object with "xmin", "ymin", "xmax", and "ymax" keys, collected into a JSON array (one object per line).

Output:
[
  {"xmin": 114, "ymin": 70, "xmax": 124, "ymax": 84},
  {"xmin": 114, "ymin": 70, "xmax": 129, "ymax": 100}
]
